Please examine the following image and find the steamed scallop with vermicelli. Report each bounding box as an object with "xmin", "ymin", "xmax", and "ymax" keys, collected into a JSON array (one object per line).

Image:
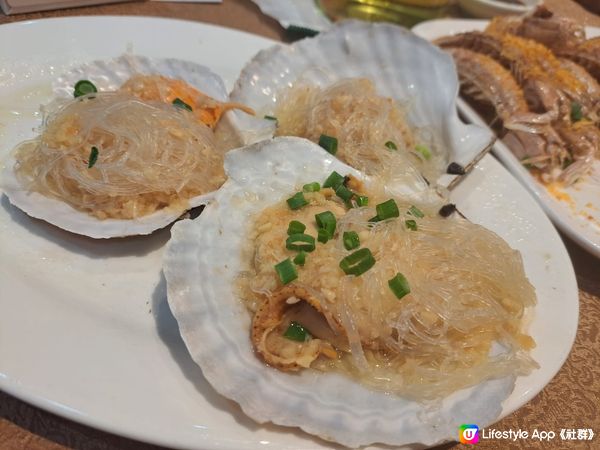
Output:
[
  {"xmin": 13, "ymin": 91, "xmax": 226, "ymax": 220},
  {"xmin": 120, "ymin": 74, "xmax": 255, "ymax": 129},
  {"xmin": 273, "ymin": 78, "xmax": 442, "ymax": 187},
  {"xmin": 239, "ymin": 173, "xmax": 537, "ymax": 400}
]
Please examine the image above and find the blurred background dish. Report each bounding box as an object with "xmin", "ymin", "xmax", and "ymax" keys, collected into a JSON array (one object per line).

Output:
[
  {"xmin": 457, "ymin": 0, "xmax": 542, "ymax": 19},
  {"xmin": 319, "ymin": 0, "xmax": 450, "ymax": 28}
]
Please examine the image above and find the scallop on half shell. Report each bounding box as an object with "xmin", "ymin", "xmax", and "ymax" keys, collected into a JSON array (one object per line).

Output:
[
  {"xmin": 1, "ymin": 55, "xmax": 233, "ymax": 239},
  {"xmin": 163, "ymin": 137, "xmax": 515, "ymax": 448},
  {"xmin": 230, "ymin": 20, "xmax": 495, "ymax": 190}
]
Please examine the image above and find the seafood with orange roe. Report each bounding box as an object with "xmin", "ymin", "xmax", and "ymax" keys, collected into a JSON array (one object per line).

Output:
[
  {"xmin": 436, "ymin": 8, "xmax": 600, "ymax": 185},
  {"xmin": 121, "ymin": 74, "xmax": 255, "ymax": 129}
]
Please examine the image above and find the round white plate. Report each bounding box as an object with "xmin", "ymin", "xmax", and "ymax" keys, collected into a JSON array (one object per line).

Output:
[
  {"xmin": 413, "ymin": 18, "xmax": 600, "ymax": 259},
  {"xmin": 0, "ymin": 16, "xmax": 578, "ymax": 450}
]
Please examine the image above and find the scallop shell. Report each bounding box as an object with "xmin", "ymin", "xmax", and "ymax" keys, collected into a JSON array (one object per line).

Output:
[
  {"xmin": 163, "ymin": 136, "xmax": 515, "ymax": 448},
  {"xmin": 1, "ymin": 55, "xmax": 229, "ymax": 239},
  {"xmin": 251, "ymin": 0, "xmax": 332, "ymax": 32},
  {"xmin": 230, "ymin": 20, "xmax": 495, "ymax": 189}
]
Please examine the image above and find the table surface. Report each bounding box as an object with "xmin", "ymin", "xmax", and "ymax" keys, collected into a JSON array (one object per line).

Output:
[{"xmin": 1, "ymin": 0, "xmax": 599, "ymax": 449}]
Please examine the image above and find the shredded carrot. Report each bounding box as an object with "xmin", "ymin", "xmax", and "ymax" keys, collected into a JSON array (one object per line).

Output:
[{"xmin": 120, "ymin": 75, "xmax": 254, "ymax": 129}]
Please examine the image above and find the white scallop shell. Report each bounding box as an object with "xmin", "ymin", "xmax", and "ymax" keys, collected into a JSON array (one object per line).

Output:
[
  {"xmin": 251, "ymin": 0, "xmax": 332, "ymax": 32},
  {"xmin": 1, "ymin": 55, "xmax": 229, "ymax": 239},
  {"xmin": 230, "ymin": 20, "xmax": 495, "ymax": 189},
  {"xmin": 163, "ymin": 136, "xmax": 515, "ymax": 448}
]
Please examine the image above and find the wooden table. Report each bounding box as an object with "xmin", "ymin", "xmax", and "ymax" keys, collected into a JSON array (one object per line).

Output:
[{"xmin": 1, "ymin": 1, "xmax": 599, "ymax": 449}]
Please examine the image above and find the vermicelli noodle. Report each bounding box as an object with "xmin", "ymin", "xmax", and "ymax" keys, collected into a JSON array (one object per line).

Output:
[
  {"xmin": 14, "ymin": 93, "xmax": 225, "ymax": 219},
  {"xmin": 274, "ymin": 78, "xmax": 444, "ymax": 186},
  {"xmin": 241, "ymin": 190, "xmax": 537, "ymax": 401}
]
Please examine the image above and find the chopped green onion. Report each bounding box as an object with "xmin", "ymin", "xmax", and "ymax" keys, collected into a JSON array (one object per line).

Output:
[
  {"xmin": 172, "ymin": 97, "xmax": 193, "ymax": 111},
  {"xmin": 315, "ymin": 211, "xmax": 336, "ymax": 238},
  {"xmin": 318, "ymin": 134, "xmax": 338, "ymax": 155},
  {"xmin": 293, "ymin": 251, "xmax": 307, "ymax": 266},
  {"xmin": 74, "ymin": 80, "xmax": 97, "ymax": 98},
  {"xmin": 376, "ymin": 199, "xmax": 400, "ymax": 220},
  {"xmin": 339, "ymin": 248, "xmax": 376, "ymax": 276},
  {"xmin": 343, "ymin": 231, "xmax": 360, "ymax": 250},
  {"xmin": 283, "ymin": 321, "xmax": 311, "ymax": 342},
  {"xmin": 405, "ymin": 219, "xmax": 417, "ymax": 231},
  {"xmin": 385, "ymin": 140, "xmax": 397, "ymax": 151},
  {"xmin": 335, "ymin": 184, "xmax": 354, "ymax": 202},
  {"xmin": 287, "ymin": 220, "xmax": 306, "ymax": 235},
  {"xmin": 287, "ymin": 192, "xmax": 309, "ymax": 210},
  {"xmin": 388, "ymin": 273, "xmax": 410, "ymax": 299},
  {"xmin": 317, "ymin": 228, "xmax": 330, "ymax": 244},
  {"xmin": 264, "ymin": 115, "xmax": 278, "ymax": 121},
  {"xmin": 323, "ymin": 171, "xmax": 345, "ymax": 190},
  {"xmin": 408, "ymin": 205, "xmax": 424, "ymax": 218},
  {"xmin": 355, "ymin": 195, "xmax": 369, "ymax": 207},
  {"xmin": 415, "ymin": 144, "xmax": 432, "ymax": 160},
  {"xmin": 571, "ymin": 102, "xmax": 583, "ymax": 122},
  {"xmin": 87, "ymin": 146, "xmax": 99, "ymax": 169},
  {"xmin": 275, "ymin": 258, "xmax": 297, "ymax": 285},
  {"xmin": 369, "ymin": 215, "xmax": 382, "ymax": 223},
  {"xmin": 286, "ymin": 233, "xmax": 316, "ymax": 252},
  {"xmin": 303, "ymin": 182, "xmax": 321, "ymax": 192}
]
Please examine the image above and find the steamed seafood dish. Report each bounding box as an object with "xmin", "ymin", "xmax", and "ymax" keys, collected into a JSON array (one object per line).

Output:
[
  {"xmin": 3, "ymin": 61, "xmax": 253, "ymax": 237},
  {"xmin": 273, "ymin": 78, "xmax": 442, "ymax": 184},
  {"xmin": 436, "ymin": 6, "xmax": 600, "ymax": 186},
  {"xmin": 241, "ymin": 169, "xmax": 537, "ymax": 400},
  {"xmin": 163, "ymin": 137, "xmax": 539, "ymax": 447},
  {"xmin": 230, "ymin": 20, "xmax": 496, "ymax": 191}
]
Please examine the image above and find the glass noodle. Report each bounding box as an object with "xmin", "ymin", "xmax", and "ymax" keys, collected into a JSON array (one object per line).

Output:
[{"xmin": 14, "ymin": 93, "xmax": 225, "ymax": 220}]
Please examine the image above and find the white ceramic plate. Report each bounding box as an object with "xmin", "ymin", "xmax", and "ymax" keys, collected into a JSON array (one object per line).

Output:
[
  {"xmin": 413, "ymin": 18, "xmax": 600, "ymax": 259},
  {"xmin": 0, "ymin": 16, "xmax": 578, "ymax": 450}
]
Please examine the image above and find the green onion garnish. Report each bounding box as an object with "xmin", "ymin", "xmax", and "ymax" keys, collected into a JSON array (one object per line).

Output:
[
  {"xmin": 286, "ymin": 233, "xmax": 316, "ymax": 252},
  {"xmin": 283, "ymin": 321, "xmax": 311, "ymax": 342},
  {"xmin": 376, "ymin": 199, "xmax": 400, "ymax": 220},
  {"xmin": 303, "ymin": 182, "xmax": 321, "ymax": 192},
  {"xmin": 293, "ymin": 251, "xmax": 307, "ymax": 266},
  {"xmin": 405, "ymin": 219, "xmax": 417, "ymax": 231},
  {"xmin": 369, "ymin": 215, "xmax": 382, "ymax": 223},
  {"xmin": 172, "ymin": 97, "xmax": 193, "ymax": 112},
  {"xmin": 87, "ymin": 146, "xmax": 99, "ymax": 169},
  {"xmin": 335, "ymin": 184, "xmax": 354, "ymax": 202},
  {"xmin": 74, "ymin": 80, "xmax": 97, "ymax": 98},
  {"xmin": 388, "ymin": 273, "xmax": 410, "ymax": 299},
  {"xmin": 317, "ymin": 228, "xmax": 329, "ymax": 244},
  {"xmin": 339, "ymin": 248, "xmax": 376, "ymax": 276},
  {"xmin": 275, "ymin": 258, "xmax": 297, "ymax": 285},
  {"xmin": 415, "ymin": 144, "xmax": 432, "ymax": 160},
  {"xmin": 315, "ymin": 211, "xmax": 336, "ymax": 238},
  {"xmin": 408, "ymin": 205, "xmax": 424, "ymax": 218},
  {"xmin": 343, "ymin": 231, "xmax": 360, "ymax": 250},
  {"xmin": 355, "ymin": 195, "xmax": 369, "ymax": 207},
  {"xmin": 385, "ymin": 140, "xmax": 397, "ymax": 151},
  {"xmin": 571, "ymin": 102, "xmax": 583, "ymax": 122},
  {"xmin": 287, "ymin": 220, "xmax": 306, "ymax": 235},
  {"xmin": 323, "ymin": 171, "xmax": 345, "ymax": 190},
  {"xmin": 287, "ymin": 192, "xmax": 309, "ymax": 210},
  {"xmin": 318, "ymin": 134, "xmax": 338, "ymax": 155},
  {"xmin": 264, "ymin": 115, "xmax": 278, "ymax": 121}
]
